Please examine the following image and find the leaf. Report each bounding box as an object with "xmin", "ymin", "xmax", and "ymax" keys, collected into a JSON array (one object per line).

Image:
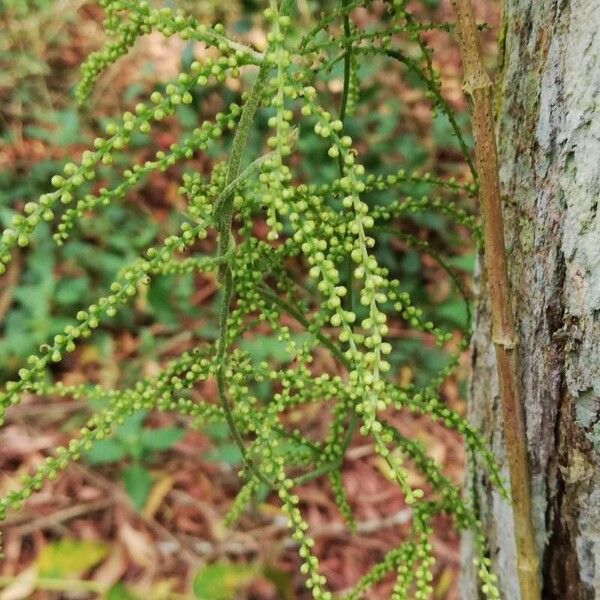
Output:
[
  {"xmin": 240, "ymin": 333, "xmax": 310, "ymax": 362},
  {"xmin": 176, "ymin": 105, "xmax": 199, "ymax": 130},
  {"xmin": 118, "ymin": 523, "xmax": 156, "ymax": 568},
  {"xmin": 105, "ymin": 583, "xmax": 141, "ymax": 600},
  {"xmin": 192, "ymin": 563, "xmax": 258, "ymax": 600},
  {"xmin": 122, "ymin": 464, "xmax": 153, "ymax": 510},
  {"xmin": 142, "ymin": 474, "xmax": 175, "ymax": 519},
  {"xmin": 436, "ymin": 298, "xmax": 469, "ymax": 330},
  {"xmin": 85, "ymin": 439, "xmax": 127, "ymax": 465},
  {"xmin": 54, "ymin": 109, "xmax": 83, "ymax": 145},
  {"xmin": 25, "ymin": 109, "xmax": 82, "ymax": 145},
  {"xmin": 140, "ymin": 426, "xmax": 183, "ymax": 451},
  {"xmin": 36, "ymin": 539, "xmax": 108, "ymax": 579},
  {"xmin": 447, "ymin": 253, "xmax": 476, "ymax": 274},
  {"xmin": 147, "ymin": 273, "xmax": 198, "ymax": 326},
  {"xmin": 204, "ymin": 443, "xmax": 243, "ymax": 466},
  {"xmin": 240, "ymin": 335, "xmax": 289, "ymax": 362},
  {"xmin": 432, "ymin": 111, "xmax": 466, "ymax": 152},
  {"xmin": 203, "ymin": 422, "xmax": 230, "ymax": 442},
  {"xmin": 54, "ymin": 276, "xmax": 89, "ymax": 306},
  {"xmin": 0, "ymin": 566, "xmax": 36, "ymax": 600},
  {"xmin": 115, "ymin": 411, "xmax": 148, "ymax": 440}
]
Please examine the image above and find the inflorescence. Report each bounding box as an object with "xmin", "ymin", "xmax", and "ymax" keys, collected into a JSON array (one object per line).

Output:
[{"xmin": 0, "ymin": 1, "xmax": 501, "ymax": 598}]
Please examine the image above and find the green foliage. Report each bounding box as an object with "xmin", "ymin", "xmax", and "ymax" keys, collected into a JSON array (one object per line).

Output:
[
  {"xmin": 0, "ymin": 0, "xmax": 81, "ymax": 126},
  {"xmin": 36, "ymin": 538, "xmax": 108, "ymax": 579},
  {"xmin": 204, "ymin": 421, "xmax": 245, "ymax": 467},
  {"xmin": 193, "ymin": 562, "xmax": 258, "ymax": 600},
  {"xmin": 106, "ymin": 583, "xmax": 142, "ymax": 600},
  {"xmin": 85, "ymin": 410, "xmax": 182, "ymax": 509},
  {"xmin": 86, "ymin": 410, "xmax": 183, "ymax": 463},
  {"xmin": 0, "ymin": 1, "xmax": 503, "ymax": 598}
]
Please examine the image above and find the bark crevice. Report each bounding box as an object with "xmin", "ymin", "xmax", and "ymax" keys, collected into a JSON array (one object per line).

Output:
[{"xmin": 463, "ymin": 1, "xmax": 600, "ymax": 597}]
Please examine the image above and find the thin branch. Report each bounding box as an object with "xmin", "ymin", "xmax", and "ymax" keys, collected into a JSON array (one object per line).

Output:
[
  {"xmin": 9, "ymin": 498, "xmax": 113, "ymax": 537},
  {"xmin": 450, "ymin": 1, "xmax": 541, "ymax": 598}
]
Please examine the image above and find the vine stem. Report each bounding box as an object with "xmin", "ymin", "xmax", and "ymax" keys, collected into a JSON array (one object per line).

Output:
[
  {"xmin": 449, "ymin": 1, "xmax": 540, "ymax": 598},
  {"xmin": 337, "ymin": 0, "xmax": 359, "ymax": 463},
  {"xmin": 215, "ymin": 67, "xmax": 271, "ymax": 486},
  {"xmin": 215, "ymin": 0, "xmax": 296, "ymax": 487},
  {"xmin": 379, "ymin": 47, "xmax": 476, "ymax": 179}
]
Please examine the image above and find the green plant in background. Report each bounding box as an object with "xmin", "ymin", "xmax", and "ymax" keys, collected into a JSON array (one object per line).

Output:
[
  {"xmin": 85, "ymin": 410, "xmax": 183, "ymax": 509},
  {"xmin": 1, "ymin": 0, "xmax": 207, "ymax": 376},
  {"xmin": 0, "ymin": 0, "xmax": 83, "ymax": 126},
  {"xmin": 0, "ymin": 1, "xmax": 503, "ymax": 598}
]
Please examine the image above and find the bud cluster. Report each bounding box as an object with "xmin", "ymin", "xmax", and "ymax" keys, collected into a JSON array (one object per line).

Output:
[{"xmin": 0, "ymin": 2, "xmax": 503, "ymax": 598}]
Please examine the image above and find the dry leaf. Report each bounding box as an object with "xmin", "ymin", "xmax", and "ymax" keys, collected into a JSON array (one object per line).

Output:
[
  {"xmin": 119, "ymin": 523, "xmax": 156, "ymax": 569},
  {"xmin": 0, "ymin": 566, "xmax": 36, "ymax": 600},
  {"xmin": 143, "ymin": 474, "xmax": 174, "ymax": 520}
]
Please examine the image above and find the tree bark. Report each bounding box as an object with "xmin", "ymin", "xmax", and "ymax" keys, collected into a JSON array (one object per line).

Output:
[{"xmin": 462, "ymin": 1, "xmax": 600, "ymax": 598}]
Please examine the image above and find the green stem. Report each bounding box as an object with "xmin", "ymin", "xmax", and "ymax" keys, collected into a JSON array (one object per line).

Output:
[
  {"xmin": 339, "ymin": 1, "xmax": 352, "ymax": 123},
  {"xmin": 354, "ymin": 46, "xmax": 476, "ymax": 179},
  {"xmin": 292, "ymin": 460, "xmax": 341, "ymax": 486},
  {"xmin": 338, "ymin": 0, "xmax": 355, "ymax": 315},
  {"xmin": 213, "ymin": 150, "xmax": 275, "ymax": 225},
  {"xmin": 336, "ymin": 0, "xmax": 352, "ymax": 181},
  {"xmin": 215, "ymin": 0, "xmax": 297, "ymax": 487},
  {"xmin": 215, "ymin": 68, "xmax": 271, "ymax": 485},
  {"xmin": 337, "ymin": 0, "xmax": 358, "ymax": 461}
]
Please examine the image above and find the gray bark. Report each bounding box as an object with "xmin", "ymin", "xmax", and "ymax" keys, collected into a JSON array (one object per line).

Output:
[{"xmin": 462, "ymin": 1, "xmax": 600, "ymax": 598}]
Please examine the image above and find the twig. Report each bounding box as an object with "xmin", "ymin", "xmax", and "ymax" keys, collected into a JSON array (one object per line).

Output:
[
  {"xmin": 5, "ymin": 400, "xmax": 85, "ymax": 418},
  {"xmin": 212, "ymin": 1, "xmax": 299, "ymax": 487},
  {"xmin": 70, "ymin": 462, "xmax": 199, "ymax": 566},
  {"xmin": 215, "ymin": 66, "xmax": 273, "ymax": 487},
  {"xmin": 7, "ymin": 498, "xmax": 113, "ymax": 537},
  {"xmin": 449, "ymin": 1, "xmax": 540, "ymax": 598},
  {"xmin": 180, "ymin": 508, "xmax": 412, "ymax": 557},
  {"xmin": 6, "ymin": 413, "xmax": 199, "ymax": 566}
]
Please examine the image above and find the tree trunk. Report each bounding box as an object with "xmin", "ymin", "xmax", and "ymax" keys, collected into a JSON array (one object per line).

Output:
[{"xmin": 462, "ymin": 1, "xmax": 600, "ymax": 598}]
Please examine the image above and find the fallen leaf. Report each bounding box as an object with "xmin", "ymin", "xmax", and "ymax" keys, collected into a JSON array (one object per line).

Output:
[
  {"xmin": 119, "ymin": 523, "xmax": 156, "ymax": 568},
  {"xmin": 142, "ymin": 474, "xmax": 174, "ymax": 519},
  {"xmin": 92, "ymin": 544, "xmax": 127, "ymax": 589},
  {"xmin": 435, "ymin": 566, "xmax": 454, "ymax": 599},
  {"xmin": 0, "ymin": 566, "xmax": 36, "ymax": 600},
  {"xmin": 149, "ymin": 578, "xmax": 179, "ymax": 599},
  {"xmin": 37, "ymin": 538, "xmax": 108, "ymax": 579},
  {"xmin": 192, "ymin": 563, "xmax": 258, "ymax": 600}
]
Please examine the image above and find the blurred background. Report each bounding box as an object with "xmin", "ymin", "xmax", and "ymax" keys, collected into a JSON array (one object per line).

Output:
[{"xmin": 0, "ymin": 1, "xmax": 499, "ymax": 598}]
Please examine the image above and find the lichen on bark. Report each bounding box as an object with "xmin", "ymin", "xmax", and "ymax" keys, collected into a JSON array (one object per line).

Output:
[{"xmin": 462, "ymin": 1, "xmax": 600, "ymax": 598}]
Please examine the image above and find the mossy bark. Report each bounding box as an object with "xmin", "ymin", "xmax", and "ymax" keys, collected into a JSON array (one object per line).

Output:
[{"xmin": 462, "ymin": 1, "xmax": 600, "ymax": 598}]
